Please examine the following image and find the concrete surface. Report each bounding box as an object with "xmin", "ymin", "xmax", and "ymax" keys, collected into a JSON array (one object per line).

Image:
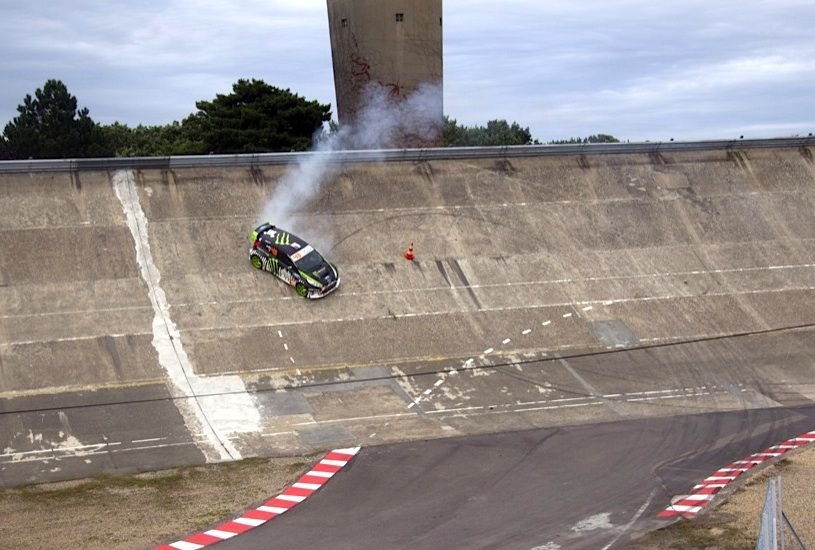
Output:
[{"xmin": 1, "ymin": 146, "xmax": 814, "ymax": 513}]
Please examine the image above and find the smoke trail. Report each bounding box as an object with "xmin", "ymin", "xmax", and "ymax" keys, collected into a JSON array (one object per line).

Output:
[{"xmin": 257, "ymin": 82, "xmax": 442, "ymax": 247}]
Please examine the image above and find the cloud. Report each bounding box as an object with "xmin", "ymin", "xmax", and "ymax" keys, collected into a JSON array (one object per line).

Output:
[{"xmin": 1, "ymin": 0, "xmax": 814, "ymax": 140}]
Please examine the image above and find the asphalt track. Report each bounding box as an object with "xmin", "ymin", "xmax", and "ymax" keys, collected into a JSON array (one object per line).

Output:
[
  {"xmin": 1, "ymin": 142, "xmax": 814, "ymax": 547},
  {"xmin": 217, "ymin": 405, "xmax": 815, "ymax": 550}
]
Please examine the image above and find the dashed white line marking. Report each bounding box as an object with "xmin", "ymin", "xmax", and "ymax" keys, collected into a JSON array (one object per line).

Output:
[
  {"xmin": 502, "ymin": 338, "xmax": 511, "ymax": 345},
  {"xmin": 434, "ymin": 379, "xmax": 444, "ymax": 387},
  {"xmin": 582, "ymin": 306, "xmax": 593, "ymax": 312},
  {"xmin": 542, "ymin": 320, "xmax": 552, "ymax": 326},
  {"xmin": 483, "ymin": 347, "xmax": 494, "ymax": 354},
  {"xmin": 423, "ymin": 388, "xmax": 433, "ymax": 395},
  {"xmin": 283, "ymin": 343, "xmax": 289, "ymax": 351},
  {"xmin": 289, "ymin": 357, "xmax": 295, "ymax": 364},
  {"xmin": 522, "ymin": 329, "xmax": 532, "ymax": 335},
  {"xmin": 278, "ymin": 330, "xmax": 283, "ymax": 338},
  {"xmin": 563, "ymin": 313, "xmax": 572, "ymax": 318}
]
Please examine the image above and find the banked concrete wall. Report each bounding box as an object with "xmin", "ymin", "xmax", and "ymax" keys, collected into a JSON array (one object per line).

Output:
[
  {"xmin": 1, "ymin": 142, "xmax": 814, "ymax": 467},
  {"xmin": 1, "ymin": 143, "xmax": 814, "ymax": 388}
]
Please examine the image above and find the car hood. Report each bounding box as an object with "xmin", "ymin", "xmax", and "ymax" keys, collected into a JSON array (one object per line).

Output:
[{"xmin": 301, "ymin": 262, "xmax": 338, "ymax": 286}]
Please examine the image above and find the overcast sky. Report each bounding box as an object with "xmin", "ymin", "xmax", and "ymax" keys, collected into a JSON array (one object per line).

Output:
[{"xmin": 2, "ymin": 0, "xmax": 813, "ymax": 142}]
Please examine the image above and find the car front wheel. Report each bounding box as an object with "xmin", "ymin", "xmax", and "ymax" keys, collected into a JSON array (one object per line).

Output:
[
  {"xmin": 295, "ymin": 282, "xmax": 309, "ymax": 298},
  {"xmin": 250, "ymin": 255, "xmax": 263, "ymax": 270}
]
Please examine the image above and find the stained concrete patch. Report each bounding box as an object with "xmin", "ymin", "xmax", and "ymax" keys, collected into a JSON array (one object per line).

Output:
[
  {"xmin": 296, "ymin": 425, "xmax": 356, "ymax": 447},
  {"xmin": 590, "ymin": 320, "xmax": 641, "ymax": 348},
  {"xmin": 255, "ymin": 391, "xmax": 313, "ymax": 416}
]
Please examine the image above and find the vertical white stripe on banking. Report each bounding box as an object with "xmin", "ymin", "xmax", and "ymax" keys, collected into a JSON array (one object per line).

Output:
[{"xmin": 113, "ymin": 170, "xmax": 260, "ymax": 461}]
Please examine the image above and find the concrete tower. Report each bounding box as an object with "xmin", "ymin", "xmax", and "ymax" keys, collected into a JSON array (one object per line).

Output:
[{"xmin": 326, "ymin": 0, "xmax": 443, "ymax": 147}]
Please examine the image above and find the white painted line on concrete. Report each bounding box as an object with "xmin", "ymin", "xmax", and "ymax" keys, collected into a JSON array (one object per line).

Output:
[
  {"xmin": 502, "ymin": 338, "xmax": 511, "ymax": 344},
  {"xmin": 434, "ymin": 379, "xmax": 444, "ymax": 387},
  {"xmin": 289, "ymin": 357, "xmax": 295, "ymax": 363},
  {"xmin": 423, "ymin": 388, "xmax": 433, "ymax": 395},
  {"xmin": 283, "ymin": 343, "xmax": 289, "ymax": 350},
  {"xmin": 22, "ymin": 286, "xmax": 797, "ymax": 345},
  {"xmin": 278, "ymin": 330, "xmax": 283, "ymax": 338},
  {"xmin": 7, "ymin": 261, "xmax": 815, "ymax": 323},
  {"xmin": 131, "ymin": 437, "xmax": 165, "ymax": 444},
  {"xmin": 582, "ymin": 306, "xmax": 593, "ymax": 312},
  {"xmin": 522, "ymin": 329, "xmax": 532, "ymax": 335},
  {"xmin": 563, "ymin": 312, "xmax": 572, "ymax": 318},
  {"xmin": 542, "ymin": 320, "xmax": 552, "ymax": 326},
  {"xmin": 483, "ymin": 347, "xmax": 494, "ymax": 354},
  {"xmin": 113, "ymin": 170, "xmax": 257, "ymax": 462}
]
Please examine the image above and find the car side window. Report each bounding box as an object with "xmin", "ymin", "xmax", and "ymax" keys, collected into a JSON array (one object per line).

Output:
[{"xmin": 278, "ymin": 253, "xmax": 294, "ymax": 268}]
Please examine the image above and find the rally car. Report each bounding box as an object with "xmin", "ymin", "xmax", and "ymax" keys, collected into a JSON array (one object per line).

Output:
[{"xmin": 248, "ymin": 222, "xmax": 340, "ymax": 299}]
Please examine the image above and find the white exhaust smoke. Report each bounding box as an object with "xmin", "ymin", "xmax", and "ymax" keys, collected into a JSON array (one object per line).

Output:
[{"xmin": 258, "ymin": 82, "xmax": 442, "ymax": 247}]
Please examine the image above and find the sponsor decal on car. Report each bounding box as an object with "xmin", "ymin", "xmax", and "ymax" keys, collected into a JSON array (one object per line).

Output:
[{"xmin": 290, "ymin": 245, "xmax": 315, "ymax": 263}]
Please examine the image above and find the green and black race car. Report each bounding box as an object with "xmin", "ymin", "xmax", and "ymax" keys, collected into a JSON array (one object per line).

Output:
[{"xmin": 248, "ymin": 222, "xmax": 340, "ymax": 299}]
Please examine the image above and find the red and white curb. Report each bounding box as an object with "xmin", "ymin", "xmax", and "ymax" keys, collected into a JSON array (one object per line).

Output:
[
  {"xmin": 658, "ymin": 430, "xmax": 815, "ymax": 518},
  {"xmin": 154, "ymin": 447, "xmax": 361, "ymax": 550}
]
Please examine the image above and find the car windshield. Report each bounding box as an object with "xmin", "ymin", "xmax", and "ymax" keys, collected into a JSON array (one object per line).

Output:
[{"xmin": 294, "ymin": 249, "xmax": 324, "ymax": 272}]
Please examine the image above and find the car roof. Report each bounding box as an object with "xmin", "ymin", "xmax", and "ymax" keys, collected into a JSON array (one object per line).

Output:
[{"xmin": 256, "ymin": 225, "xmax": 312, "ymax": 256}]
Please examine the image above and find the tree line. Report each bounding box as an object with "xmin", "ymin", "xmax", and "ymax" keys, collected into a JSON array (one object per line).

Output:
[{"xmin": 0, "ymin": 79, "xmax": 618, "ymax": 159}]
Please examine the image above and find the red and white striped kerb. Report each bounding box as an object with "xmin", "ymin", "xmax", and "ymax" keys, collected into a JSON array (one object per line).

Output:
[
  {"xmin": 154, "ymin": 447, "xmax": 361, "ymax": 550},
  {"xmin": 658, "ymin": 430, "xmax": 815, "ymax": 518}
]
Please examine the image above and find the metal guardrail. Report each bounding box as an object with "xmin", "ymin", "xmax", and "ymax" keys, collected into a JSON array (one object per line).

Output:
[
  {"xmin": 0, "ymin": 136, "xmax": 813, "ymax": 174},
  {"xmin": 756, "ymin": 476, "xmax": 808, "ymax": 550}
]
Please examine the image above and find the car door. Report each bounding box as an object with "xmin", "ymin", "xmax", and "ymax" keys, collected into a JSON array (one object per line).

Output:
[
  {"xmin": 276, "ymin": 251, "xmax": 297, "ymax": 287},
  {"xmin": 258, "ymin": 239, "xmax": 279, "ymax": 274}
]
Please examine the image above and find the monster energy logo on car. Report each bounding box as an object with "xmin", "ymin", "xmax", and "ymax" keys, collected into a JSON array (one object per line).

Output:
[
  {"xmin": 274, "ymin": 232, "xmax": 291, "ymax": 246},
  {"xmin": 267, "ymin": 256, "xmax": 279, "ymax": 273}
]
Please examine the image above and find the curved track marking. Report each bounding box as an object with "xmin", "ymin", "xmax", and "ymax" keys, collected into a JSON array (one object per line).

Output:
[
  {"xmin": 658, "ymin": 430, "xmax": 815, "ymax": 518},
  {"xmin": 154, "ymin": 447, "xmax": 360, "ymax": 550}
]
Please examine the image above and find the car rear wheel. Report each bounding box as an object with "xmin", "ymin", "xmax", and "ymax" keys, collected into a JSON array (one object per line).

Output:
[
  {"xmin": 295, "ymin": 282, "xmax": 309, "ymax": 298},
  {"xmin": 250, "ymin": 255, "xmax": 263, "ymax": 270}
]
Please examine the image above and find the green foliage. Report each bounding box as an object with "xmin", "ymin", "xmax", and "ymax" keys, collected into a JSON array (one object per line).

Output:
[
  {"xmin": 443, "ymin": 116, "xmax": 538, "ymax": 147},
  {"xmin": 2, "ymin": 79, "xmax": 111, "ymax": 159},
  {"xmin": 101, "ymin": 121, "xmax": 205, "ymax": 157},
  {"xmin": 191, "ymin": 79, "xmax": 331, "ymax": 154},
  {"xmin": 550, "ymin": 134, "xmax": 620, "ymax": 144}
]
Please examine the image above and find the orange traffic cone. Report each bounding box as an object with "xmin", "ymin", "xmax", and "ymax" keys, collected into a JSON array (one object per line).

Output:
[{"xmin": 403, "ymin": 242, "xmax": 415, "ymax": 261}]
